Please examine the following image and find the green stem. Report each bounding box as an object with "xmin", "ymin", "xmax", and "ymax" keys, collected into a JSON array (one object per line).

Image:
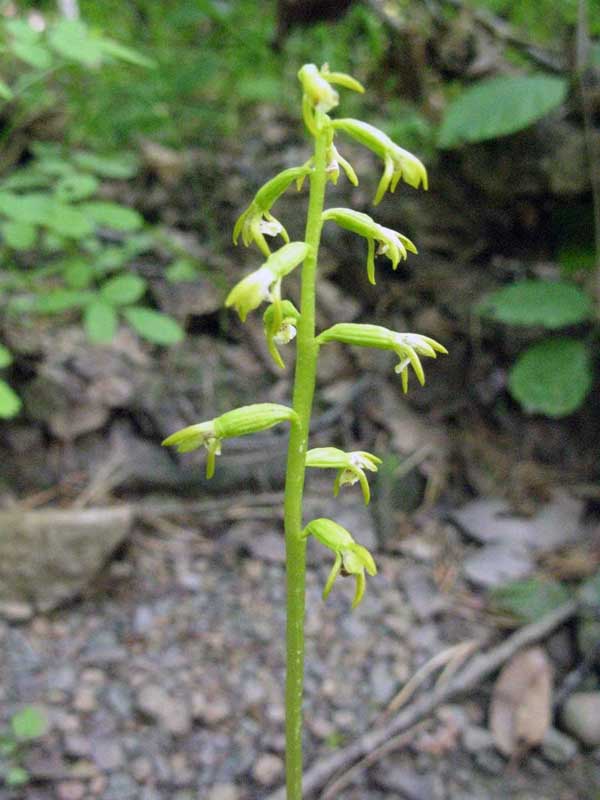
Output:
[{"xmin": 283, "ymin": 114, "xmax": 328, "ymax": 800}]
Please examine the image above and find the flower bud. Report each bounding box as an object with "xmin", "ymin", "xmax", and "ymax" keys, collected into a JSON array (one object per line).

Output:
[
  {"xmin": 263, "ymin": 300, "xmax": 300, "ymax": 369},
  {"xmin": 298, "ymin": 63, "xmax": 339, "ymax": 113}
]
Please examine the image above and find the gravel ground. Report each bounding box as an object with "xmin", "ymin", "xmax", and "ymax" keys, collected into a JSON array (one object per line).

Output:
[{"xmin": 1, "ymin": 495, "xmax": 598, "ymax": 800}]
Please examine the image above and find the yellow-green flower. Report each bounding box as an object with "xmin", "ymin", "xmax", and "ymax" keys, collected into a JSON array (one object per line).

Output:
[
  {"xmin": 302, "ymin": 517, "xmax": 377, "ymax": 608},
  {"xmin": 321, "ymin": 207, "xmax": 416, "ymax": 284},
  {"xmin": 317, "ymin": 323, "xmax": 447, "ymax": 393},
  {"xmin": 333, "ymin": 118, "xmax": 428, "ymax": 204},
  {"xmin": 306, "ymin": 447, "xmax": 381, "ymax": 505},
  {"xmin": 162, "ymin": 403, "xmax": 298, "ymax": 478}
]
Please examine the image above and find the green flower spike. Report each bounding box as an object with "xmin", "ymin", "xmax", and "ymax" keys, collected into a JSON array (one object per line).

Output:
[
  {"xmin": 302, "ymin": 518, "xmax": 377, "ymax": 609},
  {"xmin": 317, "ymin": 323, "xmax": 447, "ymax": 393},
  {"xmin": 306, "ymin": 447, "xmax": 381, "ymax": 505},
  {"xmin": 321, "ymin": 207, "xmax": 417, "ymax": 285},
  {"xmin": 233, "ymin": 165, "xmax": 312, "ymax": 257},
  {"xmin": 332, "ymin": 118, "xmax": 428, "ymax": 204},
  {"xmin": 263, "ymin": 299, "xmax": 300, "ymax": 369},
  {"xmin": 162, "ymin": 403, "xmax": 299, "ymax": 478},
  {"xmin": 225, "ymin": 241, "xmax": 309, "ymax": 322}
]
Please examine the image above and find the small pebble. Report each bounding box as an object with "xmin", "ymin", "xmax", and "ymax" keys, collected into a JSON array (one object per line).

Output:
[
  {"xmin": 56, "ymin": 781, "xmax": 86, "ymax": 800},
  {"xmin": 252, "ymin": 752, "xmax": 284, "ymax": 786},
  {"xmin": 207, "ymin": 783, "xmax": 240, "ymax": 800}
]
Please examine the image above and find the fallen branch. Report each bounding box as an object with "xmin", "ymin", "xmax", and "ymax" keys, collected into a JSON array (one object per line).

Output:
[{"xmin": 266, "ymin": 599, "xmax": 578, "ymax": 800}]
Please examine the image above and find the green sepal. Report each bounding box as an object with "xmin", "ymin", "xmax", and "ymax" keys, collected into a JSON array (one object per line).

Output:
[{"xmin": 302, "ymin": 517, "xmax": 355, "ymax": 550}]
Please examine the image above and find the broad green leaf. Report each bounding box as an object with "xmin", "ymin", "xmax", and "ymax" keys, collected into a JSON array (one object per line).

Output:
[
  {"xmin": 478, "ymin": 280, "xmax": 593, "ymax": 328},
  {"xmin": 11, "ymin": 707, "xmax": 48, "ymax": 741},
  {"xmin": 438, "ymin": 75, "xmax": 568, "ymax": 148},
  {"xmin": 73, "ymin": 151, "xmax": 139, "ymax": 179},
  {"xmin": 6, "ymin": 767, "xmax": 29, "ymax": 787},
  {"xmin": 47, "ymin": 19, "xmax": 103, "ymax": 66},
  {"xmin": 84, "ymin": 300, "xmax": 118, "ymax": 343},
  {"xmin": 0, "ymin": 220, "xmax": 36, "ymax": 250},
  {"xmin": 489, "ymin": 577, "xmax": 570, "ymax": 623},
  {"xmin": 509, "ymin": 337, "xmax": 592, "ymax": 417},
  {"xmin": 1, "ymin": 168, "xmax": 53, "ymax": 190},
  {"xmin": 35, "ymin": 290, "xmax": 92, "ymax": 314},
  {"xmin": 12, "ymin": 40, "xmax": 52, "ymax": 69},
  {"xmin": 62, "ymin": 258, "xmax": 92, "ymax": 289},
  {"xmin": 55, "ymin": 173, "xmax": 99, "ymax": 202},
  {"xmin": 97, "ymin": 37, "xmax": 156, "ymax": 68},
  {"xmin": 0, "ymin": 78, "xmax": 14, "ymax": 100},
  {"xmin": 0, "ymin": 192, "xmax": 50, "ymax": 224},
  {"xmin": 0, "ymin": 345, "xmax": 13, "ymax": 368},
  {"xmin": 81, "ymin": 201, "xmax": 143, "ymax": 231},
  {"xmin": 42, "ymin": 202, "xmax": 94, "ymax": 239},
  {"xmin": 0, "ymin": 380, "xmax": 21, "ymax": 418},
  {"xmin": 100, "ymin": 273, "xmax": 146, "ymax": 305},
  {"xmin": 124, "ymin": 307, "xmax": 184, "ymax": 345},
  {"xmin": 5, "ymin": 19, "xmax": 39, "ymax": 42},
  {"xmin": 166, "ymin": 258, "xmax": 199, "ymax": 283}
]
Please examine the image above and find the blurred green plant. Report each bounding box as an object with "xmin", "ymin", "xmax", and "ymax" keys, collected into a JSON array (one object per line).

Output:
[
  {"xmin": 0, "ymin": 706, "xmax": 48, "ymax": 789},
  {"xmin": 478, "ymin": 279, "xmax": 594, "ymax": 417}
]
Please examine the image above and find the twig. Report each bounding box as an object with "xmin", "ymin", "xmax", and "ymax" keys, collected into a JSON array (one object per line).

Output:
[{"xmin": 265, "ymin": 599, "xmax": 577, "ymax": 800}]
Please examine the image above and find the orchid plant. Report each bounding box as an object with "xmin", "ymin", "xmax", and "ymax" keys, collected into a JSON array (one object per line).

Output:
[{"xmin": 163, "ymin": 63, "xmax": 446, "ymax": 800}]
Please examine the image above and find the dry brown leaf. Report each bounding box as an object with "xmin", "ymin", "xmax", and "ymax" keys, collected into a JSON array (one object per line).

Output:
[{"xmin": 489, "ymin": 646, "xmax": 553, "ymax": 756}]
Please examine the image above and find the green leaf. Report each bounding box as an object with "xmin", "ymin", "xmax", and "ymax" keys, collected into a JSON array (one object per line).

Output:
[
  {"xmin": 166, "ymin": 258, "xmax": 199, "ymax": 283},
  {"xmin": 6, "ymin": 767, "xmax": 29, "ymax": 787},
  {"xmin": 0, "ymin": 346, "xmax": 13, "ymax": 368},
  {"xmin": 489, "ymin": 577, "xmax": 570, "ymax": 623},
  {"xmin": 81, "ymin": 202, "xmax": 143, "ymax": 231},
  {"xmin": 42, "ymin": 202, "xmax": 94, "ymax": 239},
  {"xmin": 0, "ymin": 380, "xmax": 20, "ymax": 418},
  {"xmin": 509, "ymin": 337, "xmax": 593, "ymax": 417},
  {"xmin": 0, "ymin": 220, "xmax": 36, "ymax": 250},
  {"xmin": 73, "ymin": 151, "xmax": 139, "ymax": 179},
  {"xmin": 62, "ymin": 258, "xmax": 92, "ymax": 289},
  {"xmin": 438, "ymin": 75, "xmax": 569, "ymax": 148},
  {"xmin": 558, "ymin": 244, "xmax": 596, "ymax": 274},
  {"xmin": 84, "ymin": 300, "xmax": 118, "ymax": 343},
  {"xmin": 35, "ymin": 290, "xmax": 92, "ymax": 314},
  {"xmin": 47, "ymin": 19, "xmax": 103, "ymax": 66},
  {"xmin": 478, "ymin": 280, "xmax": 593, "ymax": 328},
  {"xmin": 124, "ymin": 307, "xmax": 184, "ymax": 345},
  {"xmin": 97, "ymin": 37, "xmax": 156, "ymax": 68},
  {"xmin": 12, "ymin": 40, "xmax": 52, "ymax": 69},
  {"xmin": 100, "ymin": 273, "xmax": 146, "ymax": 305},
  {"xmin": 11, "ymin": 707, "xmax": 47, "ymax": 741},
  {"xmin": 0, "ymin": 78, "xmax": 14, "ymax": 101},
  {"xmin": 55, "ymin": 173, "xmax": 99, "ymax": 202},
  {"xmin": 0, "ymin": 192, "xmax": 49, "ymax": 224}
]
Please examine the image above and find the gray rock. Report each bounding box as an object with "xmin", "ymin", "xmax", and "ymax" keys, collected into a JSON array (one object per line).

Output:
[
  {"xmin": 462, "ymin": 725, "xmax": 496, "ymax": 753},
  {"xmin": 403, "ymin": 565, "xmax": 446, "ymax": 621},
  {"xmin": 0, "ymin": 507, "xmax": 133, "ymax": 615},
  {"xmin": 92, "ymin": 737, "xmax": 124, "ymax": 771},
  {"xmin": 562, "ymin": 692, "xmax": 600, "ymax": 746},
  {"xmin": 372, "ymin": 761, "xmax": 440, "ymax": 799},
  {"xmin": 463, "ymin": 544, "xmax": 534, "ymax": 588},
  {"xmin": 136, "ymin": 684, "xmax": 192, "ymax": 736},
  {"xmin": 103, "ymin": 772, "xmax": 139, "ymax": 800},
  {"xmin": 451, "ymin": 493, "xmax": 583, "ymax": 554},
  {"xmin": 541, "ymin": 727, "xmax": 578, "ymax": 764},
  {"xmin": 252, "ymin": 752, "xmax": 284, "ymax": 786},
  {"xmin": 207, "ymin": 785, "xmax": 240, "ymax": 800},
  {"xmin": 369, "ymin": 660, "xmax": 398, "ymax": 705}
]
